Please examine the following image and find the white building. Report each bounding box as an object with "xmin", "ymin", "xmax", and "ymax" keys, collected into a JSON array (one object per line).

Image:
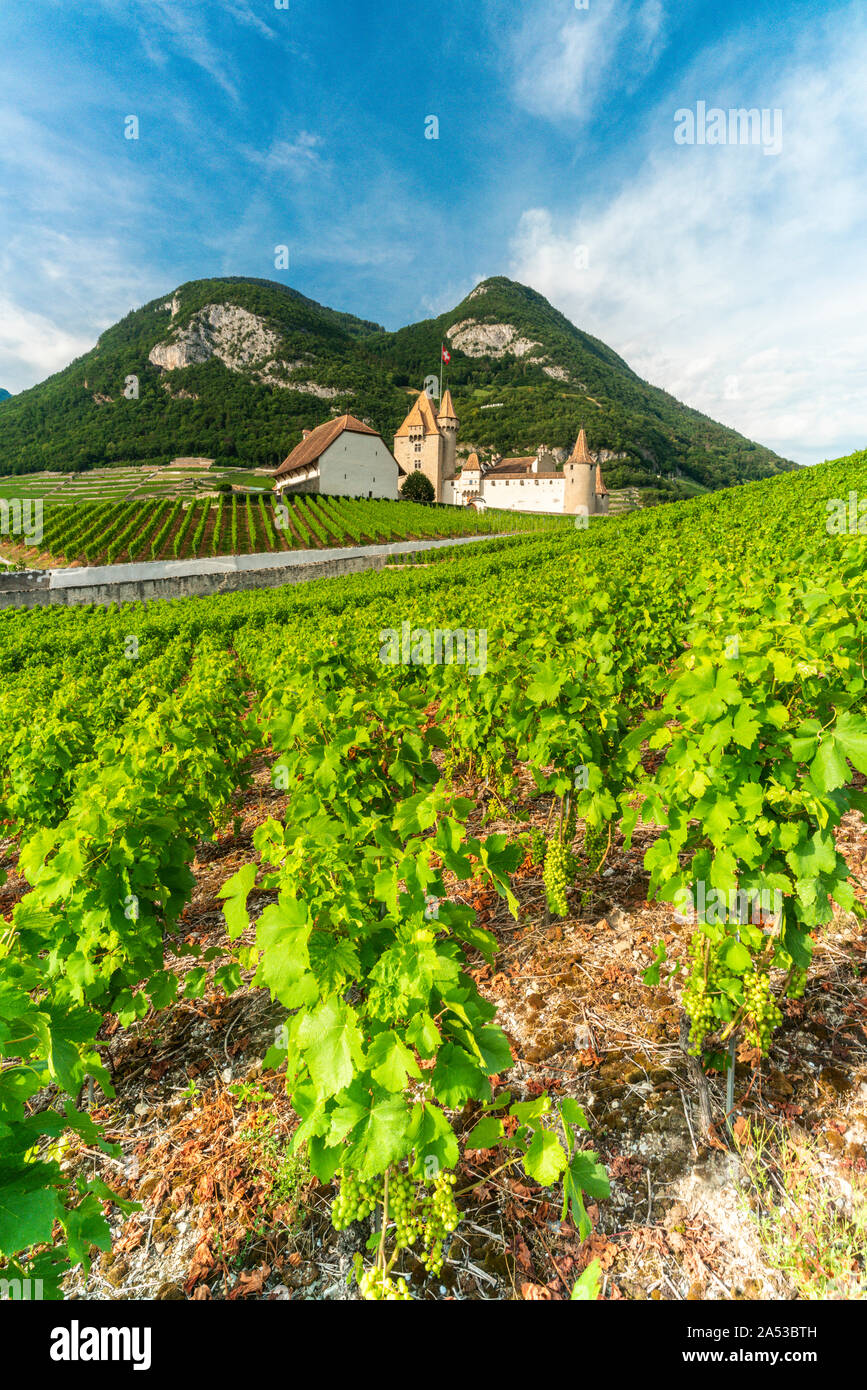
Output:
[
  {"xmin": 450, "ymin": 431, "xmax": 609, "ymax": 516},
  {"xmin": 274, "ymin": 414, "xmax": 404, "ymax": 499},
  {"xmin": 393, "ymin": 388, "xmax": 608, "ymax": 517}
]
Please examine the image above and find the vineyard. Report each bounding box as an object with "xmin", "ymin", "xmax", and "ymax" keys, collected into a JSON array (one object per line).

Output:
[
  {"xmin": 1, "ymin": 448, "xmax": 866, "ymax": 1303},
  {"xmin": 0, "ymin": 493, "xmax": 563, "ymax": 568}
]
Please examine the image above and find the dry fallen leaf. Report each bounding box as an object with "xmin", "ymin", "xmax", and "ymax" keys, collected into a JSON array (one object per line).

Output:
[
  {"xmin": 521, "ymin": 1282, "xmax": 554, "ymax": 1300},
  {"xmin": 229, "ymin": 1265, "xmax": 271, "ymax": 1300}
]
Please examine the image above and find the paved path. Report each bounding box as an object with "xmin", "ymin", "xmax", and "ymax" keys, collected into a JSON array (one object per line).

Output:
[{"xmin": 46, "ymin": 533, "xmax": 509, "ymax": 590}]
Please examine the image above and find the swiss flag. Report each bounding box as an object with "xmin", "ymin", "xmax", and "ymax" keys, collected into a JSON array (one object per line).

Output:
[{"xmin": 441, "ymin": 347, "xmax": 451, "ymax": 364}]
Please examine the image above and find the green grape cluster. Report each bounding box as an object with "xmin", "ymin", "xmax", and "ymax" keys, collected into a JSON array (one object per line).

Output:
[
  {"xmin": 420, "ymin": 1171, "xmax": 459, "ymax": 1277},
  {"xmin": 389, "ymin": 1169, "xmax": 422, "ymax": 1249},
  {"xmin": 742, "ymin": 970, "xmax": 783, "ymax": 1052},
  {"xmin": 528, "ymin": 827, "xmax": 546, "ymax": 865},
  {"xmin": 338, "ymin": 1167, "xmax": 461, "ymax": 1285},
  {"xmin": 787, "ymin": 967, "xmax": 807, "ymax": 1000},
  {"xmin": 543, "ymin": 836, "xmax": 573, "ymax": 917},
  {"xmin": 359, "ymin": 1268, "xmax": 413, "ymax": 1301},
  {"xmin": 582, "ymin": 820, "xmax": 609, "ymax": 873},
  {"xmin": 331, "ymin": 1171, "xmax": 380, "ymax": 1230},
  {"xmin": 683, "ymin": 935, "xmax": 717, "ymax": 1056}
]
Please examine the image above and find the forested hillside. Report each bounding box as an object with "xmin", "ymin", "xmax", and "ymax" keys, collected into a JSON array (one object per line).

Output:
[{"xmin": 0, "ymin": 276, "xmax": 797, "ymax": 496}]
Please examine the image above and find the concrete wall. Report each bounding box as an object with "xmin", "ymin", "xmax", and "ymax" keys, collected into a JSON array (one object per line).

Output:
[
  {"xmin": 446, "ymin": 474, "xmax": 567, "ymax": 511},
  {"xmin": 0, "ymin": 532, "xmax": 508, "ymax": 610},
  {"xmin": 0, "ymin": 555, "xmax": 385, "ymax": 609},
  {"xmin": 274, "ymin": 471, "xmax": 320, "ymax": 495}
]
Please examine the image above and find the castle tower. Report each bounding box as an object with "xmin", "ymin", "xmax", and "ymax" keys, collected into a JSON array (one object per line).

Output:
[
  {"xmin": 562, "ymin": 427, "xmax": 596, "ymax": 517},
  {"xmin": 595, "ymin": 463, "xmax": 610, "ymax": 516},
  {"xmin": 456, "ymin": 451, "xmax": 480, "ymax": 505},
  {"xmin": 437, "ymin": 389, "xmax": 458, "ymax": 485},
  {"xmin": 394, "ymin": 390, "xmax": 446, "ymax": 499}
]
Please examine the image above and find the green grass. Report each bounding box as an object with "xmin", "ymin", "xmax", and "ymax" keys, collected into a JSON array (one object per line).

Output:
[{"xmin": 0, "ymin": 465, "xmax": 274, "ymax": 506}]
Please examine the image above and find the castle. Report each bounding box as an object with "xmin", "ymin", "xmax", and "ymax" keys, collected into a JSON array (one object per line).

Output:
[{"xmin": 393, "ymin": 389, "xmax": 609, "ymax": 517}]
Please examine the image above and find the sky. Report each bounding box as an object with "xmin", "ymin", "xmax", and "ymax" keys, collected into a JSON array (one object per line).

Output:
[{"xmin": 1, "ymin": 0, "xmax": 865, "ymax": 466}]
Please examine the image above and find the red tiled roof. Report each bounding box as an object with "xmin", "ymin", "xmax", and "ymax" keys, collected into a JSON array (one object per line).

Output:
[{"xmin": 485, "ymin": 456, "xmax": 536, "ymax": 476}]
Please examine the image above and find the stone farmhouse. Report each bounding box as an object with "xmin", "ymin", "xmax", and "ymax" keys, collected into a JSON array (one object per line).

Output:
[{"xmin": 273, "ymin": 414, "xmax": 403, "ymax": 500}]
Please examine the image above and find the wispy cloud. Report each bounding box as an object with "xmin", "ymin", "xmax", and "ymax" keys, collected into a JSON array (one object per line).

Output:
[
  {"xmin": 244, "ymin": 132, "xmax": 328, "ymax": 178},
  {"xmin": 505, "ymin": 0, "xmax": 668, "ymax": 123},
  {"xmin": 90, "ymin": 0, "xmax": 286, "ymax": 103},
  {"xmin": 222, "ymin": 0, "xmax": 282, "ymax": 42},
  {"xmin": 510, "ymin": 9, "xmax": 867, "ymax": 464}
]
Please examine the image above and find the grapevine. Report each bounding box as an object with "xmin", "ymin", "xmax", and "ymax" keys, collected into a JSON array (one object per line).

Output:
[{"xmin": 2, "ymin": 446, "xmax": 867, "ymax": 1299}]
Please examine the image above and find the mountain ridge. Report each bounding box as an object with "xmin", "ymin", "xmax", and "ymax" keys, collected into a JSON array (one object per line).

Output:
[{"xmin": 0, "ymin": 276, "xmax": 798, "ymax": 496}]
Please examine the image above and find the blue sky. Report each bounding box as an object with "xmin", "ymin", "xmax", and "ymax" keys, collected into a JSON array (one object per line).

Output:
[{"xmin": 1, "ymin": 0, "xmax": 865, "ymax": 464}]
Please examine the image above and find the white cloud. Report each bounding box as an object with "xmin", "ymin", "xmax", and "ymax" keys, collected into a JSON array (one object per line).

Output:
[
  {"xmin": 244, "ymin": 132, "xmax": 328, "ymax": 178},
  {"xmin": 509, "ymin": 11, "xmax": 867, "ymax": 464},
  {"xmin": 0, "ymin": 297, "xmax": 94, "ymax": 388},
  {"xmin": 507, "ymin": 0, "xmax": 668, "ymax": 123},
  {"xmin": 0, "ymin": 98, "xmax": 164, "ymax": 391}
]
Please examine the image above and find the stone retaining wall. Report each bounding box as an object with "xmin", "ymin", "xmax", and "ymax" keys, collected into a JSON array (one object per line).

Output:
[{"xmin": 0, "ymin": 554, "xmax": 385, "ymax": 609}]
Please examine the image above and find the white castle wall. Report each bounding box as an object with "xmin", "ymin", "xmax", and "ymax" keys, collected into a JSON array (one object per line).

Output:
[{"xmin": 446, "ymin": 473, "xmax": 566, "ymax": 513}]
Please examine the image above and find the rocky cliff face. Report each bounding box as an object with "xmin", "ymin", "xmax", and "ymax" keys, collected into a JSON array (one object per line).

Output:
[
  {"xmin": 446, "ymin": 319, "xmax": 541, "ymax": 359},
  {"xmin": 149, "ymin": 304, "xmax": 281, "ymax": 372},
  {"xmin": 445, "ymin": 319, "xmax": 576, "ymax": 385},
  {"xmin": 149, "ymin": 307, "xmax": 348, "ymax": 400}
]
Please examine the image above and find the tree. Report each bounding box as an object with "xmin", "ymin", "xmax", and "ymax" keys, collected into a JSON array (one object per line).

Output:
[{"xmin": 401, "ymin": 471, "xmax": 435, "ymax": 503}]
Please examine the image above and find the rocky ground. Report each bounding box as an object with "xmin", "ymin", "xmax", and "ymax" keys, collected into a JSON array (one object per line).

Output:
[{"xmin": 8, "ymin": 762, "xmax": 866, "ymax": 1303}]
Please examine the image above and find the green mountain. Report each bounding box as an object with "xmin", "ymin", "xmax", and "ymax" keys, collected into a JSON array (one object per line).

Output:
[
  {"xmin": 0, "ymin": 275, "xmax": 797, "ymax": 495},
  {"xmin": 0, "ymin": 389, "xmax": 10, "ymax": 401}
]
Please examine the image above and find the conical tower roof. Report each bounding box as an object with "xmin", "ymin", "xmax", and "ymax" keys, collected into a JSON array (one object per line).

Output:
[
  {"xmin": 569, "ymin": 428, "xmax": 593, "ymax": 464},
  {"xmin": 595, "ymin": 463, "xmax": 609, "ymax": 496},
  {"xmin": 438, "ymin": 388, "xmax": 457, "ymax": 421},
  {"xmin": 395, "ymin": 390, "xmax": 442, "ymax": 438}
]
